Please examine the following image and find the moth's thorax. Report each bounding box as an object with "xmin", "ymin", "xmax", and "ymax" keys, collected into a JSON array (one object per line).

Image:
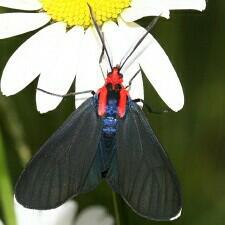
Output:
[{"xmin": 98, "ymin": 67, "xmax": 128, "ymax": 118}]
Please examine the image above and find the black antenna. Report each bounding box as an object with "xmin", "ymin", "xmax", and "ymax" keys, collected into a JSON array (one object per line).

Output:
[
  {"xmin": 120, "ymin": 16, "xmax": 160, "ymax": 70},
  {"xmin": 88, "ymin": 4, "xmax": 113, "ymax": 70},
  {"xmin": 99, "ymin": 36, "xmax": 106, "ymax": 80},
  {"xmin": 37, "ymin": 88, "xmax": 95, "ymax": 97}
]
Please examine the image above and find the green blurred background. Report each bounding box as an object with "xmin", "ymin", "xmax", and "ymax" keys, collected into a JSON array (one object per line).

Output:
[{"xmin": 1, "ymin": 1, "xmax": 225, "ymax": 225}]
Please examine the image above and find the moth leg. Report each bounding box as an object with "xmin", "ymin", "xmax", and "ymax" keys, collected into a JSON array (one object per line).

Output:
[
  {"xmin": 132, "ymin": 98, "xmax": 172, "ymax": 115},
  {"xmin": 125, "ymin": 68, "xmax": 141, "ymax": 89}
]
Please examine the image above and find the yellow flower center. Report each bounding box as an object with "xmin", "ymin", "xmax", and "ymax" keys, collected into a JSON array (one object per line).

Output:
[{"xmin": 40, "ymin": 0, "xmax": 131, "ymax": 28}]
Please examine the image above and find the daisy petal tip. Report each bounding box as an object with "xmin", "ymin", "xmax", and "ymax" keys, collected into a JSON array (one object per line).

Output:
[
  {"xmin": 0, "ymin": 90, "xmax": 11, "ymax": 97},
  {"xmin": 0, "ymin": 87, "xmax": 10, "ymax": 97},
  {"xmin": 37, "ymin": 106, "xmax": 53, "ymax": 114},
  {"xmin": 36, "ymin": 94, "xmax": 57, "ymax": 114},
  {"xmin": 162, "ymin": 11, "xmax": 170, "ymax": 19},
  {"xmin": 36, "ymin": 95, "xmax": 61, "ymax": 114},
  {"xmin": 201, "ymin": 1, "xmax": 207, "ymax": 11},
  {"xmin": 171, "ymin": 101, "xmax": 184, "ymax": 112},
  {"xmin": 195, "ymin": 0, "xmax": 207, "ymax": 11},
  {"xmin": 0, "ymin": 67, "xmax": 32, "ymax": 96},
  {"xmin": 0, "ymin": 80, "xmax": 15, "ymax": 96},
  {"xmin": 169, "ymin": 0, "xmax": 207, "ymax": 12},
  {"xmin": 169, "ymin": 93, "xmax": 185, "ymax": 112},
  {"xmin": 193, "ymin": 0, "xmax": 207, "ymax": 11},
  {"xmin": 36, "ymin": 105, "xmax": 49, "ymax": 114}
]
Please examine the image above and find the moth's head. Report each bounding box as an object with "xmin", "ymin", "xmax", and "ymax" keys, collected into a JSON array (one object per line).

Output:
[{"xmin": 106, "ymin": 66, "xmax": 123, "ymax": 89}]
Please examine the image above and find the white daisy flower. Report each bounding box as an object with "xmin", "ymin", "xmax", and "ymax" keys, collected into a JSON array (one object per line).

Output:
[
  {"xmin": 14, "ymin": 199, "xmax": 114, "ymax": 225},
  {"xmin": 0, "ymin": 0, "xmax": 206, "ymax": 113}
]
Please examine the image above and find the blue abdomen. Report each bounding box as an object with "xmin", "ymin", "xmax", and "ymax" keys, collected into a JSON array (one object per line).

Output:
[{"xmin": 102, "ymin": 99, "xmax": 118, "ymax": 137}]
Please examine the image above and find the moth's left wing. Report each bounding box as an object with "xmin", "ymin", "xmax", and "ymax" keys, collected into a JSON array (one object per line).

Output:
[{"xmin": 15, "ymin": 98, "xmax": 103, "ymax": 209}]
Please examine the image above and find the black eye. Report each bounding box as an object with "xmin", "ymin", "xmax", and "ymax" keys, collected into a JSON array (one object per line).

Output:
[
  {"xmin": 115, "ymin": 84, "xmax": 122, "ymax": 90},
  {"xmin": 107, "ymin": 72, "xmax": 112, "ymax": 77},
  {"xmin": 106, "ymin": 83, "xmax": 113, "ymax": 91},
  {"xmin": 120, "ymin": 74, "xmax": 123, "ymax": 78}
]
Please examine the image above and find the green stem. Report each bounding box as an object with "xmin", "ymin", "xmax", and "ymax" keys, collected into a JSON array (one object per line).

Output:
[
  {"xmin": 112, "ymin": 191, "xmax": 121, "ymax": 225},
  {"xmin": 0, "ymin": 97, "xmax": 31, "ymax": 165},
  {"xmin": 0, "ymin": 130, "xmax": 16, "ymax": 225}
]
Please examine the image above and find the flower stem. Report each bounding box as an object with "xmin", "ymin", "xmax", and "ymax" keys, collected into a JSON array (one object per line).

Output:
[
  {"xmin": 112, "ymin": 191, "xmax": 121, "ymax": 225},
  {"xmin": 0, "ymin": 97, "xmax": 31, "ymax": 165}
]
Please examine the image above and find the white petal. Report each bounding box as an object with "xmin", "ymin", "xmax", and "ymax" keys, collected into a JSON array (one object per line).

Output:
[
  {"xmin": 75, "ymin": 206, "xmax": 114, "ymax": 225},
  {"xmin": 0, "ymin": 13, "xmax": 50, "ymax": 39},
  {"xmin": 76, "ymin": 27, "xmax": 105, "ymax": 108},
  {"xmin": 102, "ymin": 20, "xmax": 144, "ymax": 103},
  {"xmin": 15, "ymin": 198, "xmax": 77, "ymax": 225},
  {"xmin": 0, "ymin": 219, "xmax": 3, "ymax": 225},
  {"xmin": 122, "ymin": 0, "xmax": 206, "ymax": 22},
  {"xmin": 166, "ymin": 0, "xmax": 206, "ymax": 11},
  {"xmin": 139, "ymin": 37, "xmax": 183, "ymax": 111},
  {"xmin": 122, "ymin": 8, "xmax": 169, "ymax": 22},
  {"xmin": 140, "ymin": 36, "xmax": 184, "ymax": 111},
  {"xmin": 36, "ymin": 27, "xmax": 84, "ymax": 113},
  {"xmin": 121, "ymin": 0, "xmax": 169, "ymax": 22},
  {"xmin": 102, "ymin": 20, "xmax": 132, "ymax": 76},
  {"xmin": 92, "ymin": 21, "xmax": 144, "ymax": 103},
  {"xmin": 119, "ymin": 19, "xmax": 184, "ymax": 111},
  {"xmin": 1, "ymin": 22, "xmax": 66, "ymax": 97},
  {"xmin": 129, "ymin": 0, "xmax": 206, "ymax": 11},
  {"xmin": 117, "ymin": 18, "xmax": 144, "ymax": 102},
  {"xmin": 0, "ymin": 0, "xmax": 42, "ymax": 10},
  {"xmin": 118, "ymin": 18, "xmax": 145, "ymax": 74},
  {"xmin": 102, "ymin": 21, "xmax": 127, "ymax": 66}
]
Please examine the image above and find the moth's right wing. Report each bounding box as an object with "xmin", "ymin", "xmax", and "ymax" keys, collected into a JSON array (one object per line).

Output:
[
  {"xmin": 15, "ymin": 98, "xmax": 102, "ymax": 209},
  {"xmin": 107, "ymin": 101, "xmax": 181, "ymax": 221}
]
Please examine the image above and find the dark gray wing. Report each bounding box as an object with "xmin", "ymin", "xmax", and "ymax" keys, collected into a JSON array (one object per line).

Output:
[
  {"xmin": 15, "ymin": 98, "xmax": 102, "ymax": 209},
  {"xmin": 107, "ymin": 101, "xmax": 182, "ymax": 221}
]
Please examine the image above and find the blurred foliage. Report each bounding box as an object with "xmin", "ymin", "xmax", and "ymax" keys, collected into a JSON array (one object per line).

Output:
[
  {"xmin": 1, "ymin": 1, "xmax": 225, "ymax": 225},
  {"xmin": 0, "ymin": 131, "xmax": 16, "ymax": 225}
]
